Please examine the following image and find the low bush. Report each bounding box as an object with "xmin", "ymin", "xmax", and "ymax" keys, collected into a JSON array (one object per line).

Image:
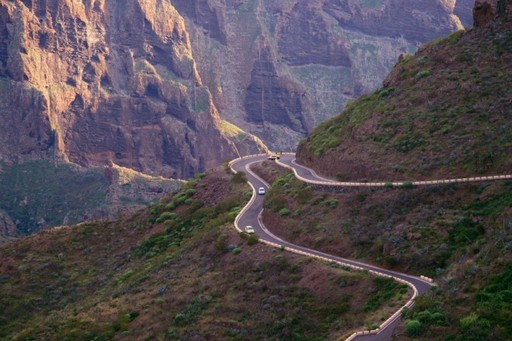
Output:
[
  {"xmin": 393, "ymin": 133, "xmax": 424, "ymax": 153},
  {"xmin": 448, "ymin": 217, "xmax": 484, "ymax": 247},
  {"xmin": 416, "ymin": 69, "xmax": 431, "ymax": 79},
  {"xmin": 232, "ymin": 172, "xmax": 247, "ymax": 184},
  {"xmin": 214, "ymin": 234, "xmax": 229, "ymax": 252},
  {"xmin": 156, "ymin": 212, "xmax": 175, "ymax": 223},
  {"xmin": 278, "ymin": 208, "xmax": 291, "ymax": 217},
  {"xmin": 328, "ymin": 200, "xmax": 338, "ymax": 209},
  {"xmin": 404, "ymin": 319, "xmax": 424, "ymax": 337},
  {"xmin": 297, "ymin": 187, "xmax": 313, "ymax": 204},
  {"xmin": 247, "ymin": 235, "xmax": 259, "ymax": 246},
  {"xmin": 402, "ymin": 181, "xmax": 414, "ymax": 189}
]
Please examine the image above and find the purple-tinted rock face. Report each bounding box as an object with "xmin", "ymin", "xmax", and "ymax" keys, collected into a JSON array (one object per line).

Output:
[
  {"xmin": 277, "ymin": 2, "xmax": 351, "ymax": 67},
  {"xmin": 324, "ymin": 0, "xmax": 462, "ymax": 42},
  {"xmin": 0, "ymin": 0, "xmax": 265, "ymax": 179},
  {"xmin": 0, "ymin": 0, "xmax": 475, "ymax": 170},
  {"xmin": 455, "ymin": 0, "xmax": 477, "ymax": 27},
  {"xmin": 173, "ymin": 0, "xmax": 472, "ymax": 150},
  {"xmin": 244, "ymin": 48, "xmax": 308, "ymax": 132}
]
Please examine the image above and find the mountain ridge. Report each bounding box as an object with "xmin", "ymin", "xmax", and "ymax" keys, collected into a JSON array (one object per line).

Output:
[
  {"xmin": 181, "ymin": 0, "xmax": 470, "ymax": 150},
  {"xmin": 0, "ymin": 167, "xmax": 411, "ymax": 340},
  {"xmin": 0, "ymin": 0, "xmax": 472, "ymax": 238},
  {"xmin": 297, "ymin": 0, "xmax": 511, "ymax": 182}
]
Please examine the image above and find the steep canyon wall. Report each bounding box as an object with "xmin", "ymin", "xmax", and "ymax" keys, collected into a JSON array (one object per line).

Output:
[
  {"xmin": 175, "ymin": 0, "xmax": 471, "ymax": 150},
  {"xmin": 0, "ymin": 0, "xmax": 265, "ymax": 179},
  {"xmin": 0, "ymin": 0, "xmax": 473, "ymax": 169},
  {"xmin": 0, "ymin": 0, "xmax": 474, "ymax": 236}
]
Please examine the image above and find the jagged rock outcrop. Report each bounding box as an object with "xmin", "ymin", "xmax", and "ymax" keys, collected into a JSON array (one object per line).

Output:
[
  {"xmin": 455, "ymin": 0, "xmax": 478, "ymax": 26},
  {"xmin": 474, "ymin": 0, "xmax": 512, "ymax": 26},
  {"xmin": 172, "ymin": 0, "xmax": 227, "ymax": 45},
  {"xmin": 0, "ymin": 0, "xmax": 263, "ymax": 179},
  {"xmin": 177, "ymin": 0, "xmax": 472, "ymax": 150},
  {"xmin": 322, "ymin": 0, "xmax": 463, "ymax": 42},
  {"xmin": 244, "ymin": 47, "xmax": 308, "ymax": 133},
  {"xmin": 474, "ymin": 0, "xmax": 499, "ymax": 25},
  {"xmin": 0, "ymin": 210, "xmax": 16, "ymax": 238},
  {"xmin": 277, "ymin": 2, "xmax": 352, "ymax": 67}
]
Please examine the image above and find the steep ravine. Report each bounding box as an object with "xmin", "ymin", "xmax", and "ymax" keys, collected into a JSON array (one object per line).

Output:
[
  {"xmin": 0, "ymin": 0, "xmax": 265, "ymax": 237},
  {"xmin": 177, "ymin": 0, "xmax": 471, "ymax": 150}
]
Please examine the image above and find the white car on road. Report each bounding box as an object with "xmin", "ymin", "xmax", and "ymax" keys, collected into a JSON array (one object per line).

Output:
[
  {"xmin": 244, "ymin": 225, "xmax": 255, "ymax": 234},
  {"xmin": 258, "ymin": 187, "xmax": 266, "ymax": 195}
]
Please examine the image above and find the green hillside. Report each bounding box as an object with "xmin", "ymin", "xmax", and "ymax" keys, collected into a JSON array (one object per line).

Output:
[
  {"xmin": 297, "ymin": 17, "xmax": 512, "ymax": 181},
  {"xmin": 0, "ymin": 160, "xmax": 181, "ymax": 238},
  {"xmin": 253, "ymin": 158, "xmax": 512, "ymax": 340},
  {"xmin": 271, "ymin": 9, "xmax": 512, "ymax": 340},
  {"xmin": 0, "ymin": 168, "xmax": 409, "ymax": 340}
]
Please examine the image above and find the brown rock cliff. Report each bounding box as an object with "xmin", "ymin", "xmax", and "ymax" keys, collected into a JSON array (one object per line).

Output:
[
  {"xmin": 177, "ymin": 0, "xmax": 472, "ymax": 150},
  {"xmin": 474, "ymin": 0, "xmax": 512, "ymax": 26},
  {"xmin": 0, "ymin": 0, "xmax": 475, "ymax": 167},
  {"xmin": 0, "ymin": 0, "xmax": 263, "ymax": 179}
]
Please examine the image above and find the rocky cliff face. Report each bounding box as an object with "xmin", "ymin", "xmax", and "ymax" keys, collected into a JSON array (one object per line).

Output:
[
  {"xmin": 474, "ymin": 0, "xmax": 512, "ymax": 26},
  {"xmin": 0, "ymin": 0, "xmax": 264, "ymax": 179},
  {"xmin": 176, "ymin": 0, "xmax": 471, "ymax": 150},
  {"xmin": 455, "ymin": 0, "xmax": 478, "ymax": 27},
  {"xmin": 0, "ymin": 0, "xmax": 473, "ymax": 167},
  {"xmin": 0, "ymin": 0, "xmax": 270, "ymax": 238},
  {"xmin": 0, "ymin": 0, "xmax": 474, "ymax": 238}
]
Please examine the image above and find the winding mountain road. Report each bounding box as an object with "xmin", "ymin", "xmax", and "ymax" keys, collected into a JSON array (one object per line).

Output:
[
  {"xmin": 230, "ymin": 154, "xmax": 435, "ymax": 341},
  {"xmin": 276, "ymin": 154, "xmax": 512, "ymax": 187}
]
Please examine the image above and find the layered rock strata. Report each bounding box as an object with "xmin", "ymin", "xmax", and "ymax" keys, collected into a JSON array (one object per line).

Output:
[
  {"xmin": 0, "ymin": 0, "xmax": 263, "ymax": 179},
  {"xmin": 178, "ymin": 0, "xmax": 470, "ymax": 150}
]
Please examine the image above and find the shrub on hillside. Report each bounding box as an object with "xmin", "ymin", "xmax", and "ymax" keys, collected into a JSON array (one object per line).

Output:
[
  {"xmin": 402, "ymin": 181, "xmax": 414, "ymax": 189},
  {"xmin": 214, "ymin": 233, "xmax": 229, "ymax": 252},
  {"xmin": 231, "ymin": 171, "xmax": 247, "ymax": 184},
  {"xmin": 156, "ymin": 212, "xmax": 175, "ymax": 223},
  {"xmin": 278, "ymin": 208, "xmax": 291, "ymax": 217},
  {"xmin": 328, "ymin": 200, "xmax": 338, "ymax": 208},
  {"xmin": 405, "ymin": 319, "xmax": 424, "ymax": 337},
  {"xmin": 247, "ymin": 234, "xmax": 259, "ymax": 246},
  {"xmin": 416, "ymin": 69, "xmax": 431, "ymax": 78}
]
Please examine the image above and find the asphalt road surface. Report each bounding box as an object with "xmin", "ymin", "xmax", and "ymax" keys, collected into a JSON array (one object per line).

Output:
[{"xmin": 230, "ymin": 154, "xmax": 434, "ymax": 341}]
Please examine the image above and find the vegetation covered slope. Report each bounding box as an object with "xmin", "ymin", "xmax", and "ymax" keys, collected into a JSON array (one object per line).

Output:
[
  {"xmin": 297, "ymin": 16, "xmax": 512, "ymax": 181},
  {"xmin": 0, "ymin": 160, "xmax": 181, "ymax": 240},
  {"xmin": 254, "ymin": 161, "xmax": 512, "ymax": 340},
  {"xmin": 0, "ymin": 167, "xmax": 410, "ymax": 340},
  {"xmin": 269, "ymin": 5, "xmax": 512, "ymax": 339}
]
